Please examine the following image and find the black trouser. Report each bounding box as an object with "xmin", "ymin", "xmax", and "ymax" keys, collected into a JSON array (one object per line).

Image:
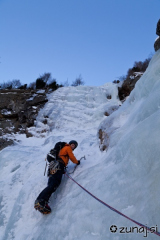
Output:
[{"xmin": 37, "ymin": 162, "xmax": 65, "ymax": 202}]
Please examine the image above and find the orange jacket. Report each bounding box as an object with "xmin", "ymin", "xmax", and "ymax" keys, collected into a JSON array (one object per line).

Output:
[{"xmin": 59, "ymin": 144, "xmax": 78, "ymax": 166}]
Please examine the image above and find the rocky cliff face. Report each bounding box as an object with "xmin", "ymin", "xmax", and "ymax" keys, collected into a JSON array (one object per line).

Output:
[{"xmin": 0, "ymin": 89, "xmax": 48, "ymax": 150}]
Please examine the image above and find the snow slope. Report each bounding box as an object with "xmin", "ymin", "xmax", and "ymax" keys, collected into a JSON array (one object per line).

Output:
[{"xmin": 1, "ymin": 49, "xmax": 160, "ymax": 240}]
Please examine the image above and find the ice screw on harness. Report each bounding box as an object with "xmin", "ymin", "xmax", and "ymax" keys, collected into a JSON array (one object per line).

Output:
[{"xmin": 44, "ymin": 158, "xmax": 47, "ymax": 176}]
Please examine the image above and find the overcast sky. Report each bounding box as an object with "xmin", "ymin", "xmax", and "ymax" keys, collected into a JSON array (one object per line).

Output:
[{"xmin": 0, "ymin": 0, "xmax": 159, "ymax": 87}]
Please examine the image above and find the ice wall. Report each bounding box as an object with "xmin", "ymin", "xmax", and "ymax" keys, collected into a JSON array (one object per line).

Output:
[{"xmin": 0, "ymin": 50, "xmax": 160, "ymax": 240}]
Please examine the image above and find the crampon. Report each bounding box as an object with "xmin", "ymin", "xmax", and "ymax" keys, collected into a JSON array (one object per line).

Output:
[{"xmin": 34, "ymin": 200, "xmax": 51, "ymax": 215}]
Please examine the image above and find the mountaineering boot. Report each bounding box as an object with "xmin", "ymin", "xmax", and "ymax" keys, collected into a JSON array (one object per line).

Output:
[{"xmin": 34, "ymin": 199, "xmax": 51, "ymax": 215}]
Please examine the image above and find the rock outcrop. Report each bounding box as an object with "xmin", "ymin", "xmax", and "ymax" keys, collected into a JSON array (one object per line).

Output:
[
  {"xmin": 0, "ymin": 89, "xmax": 48, "ymax": 150},
  {"xmin": 118, "ymin": 72, "xmax": 143, "ymax": 101},
  {"xmin": 154, "ymin": 37, "xmax": 160, "ymax": 52},
  {"xmin": 156, "ymin": 19, "xmax": 160, "ymax": 36},
  {"xmin": 154, "ymin": 19, "xmax": 160, "ymax": 51}
]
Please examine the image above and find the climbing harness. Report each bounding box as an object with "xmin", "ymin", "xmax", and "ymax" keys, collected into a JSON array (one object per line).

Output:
[
  {"xmin": 65, "ymin": 172, "xmax": 160, "ymax": 237},
  {"xmin": 44, "ymin": 155, "xmax": 85, "ymax": 176}
]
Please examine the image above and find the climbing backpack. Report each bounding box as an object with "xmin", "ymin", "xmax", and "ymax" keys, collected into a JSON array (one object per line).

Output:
[{"xmin": 46, "ymin": 141, "xmax": 66, "ymax": 176}]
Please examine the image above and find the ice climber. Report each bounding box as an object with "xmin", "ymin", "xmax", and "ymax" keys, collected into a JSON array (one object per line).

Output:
[{"xmin": 34, "ymin": 140, "xmax": 80, "ymax": 214}]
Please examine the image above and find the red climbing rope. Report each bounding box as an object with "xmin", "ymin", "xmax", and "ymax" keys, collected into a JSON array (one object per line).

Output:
[{"xmin": 65, "ymin": 172, "xmax": 160, "ymax": 237}]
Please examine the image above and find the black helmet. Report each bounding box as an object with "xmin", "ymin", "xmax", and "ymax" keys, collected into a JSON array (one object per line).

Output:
[{"xmin": 69, "ymin": 140, "xmax": 78, "ymax": 149}]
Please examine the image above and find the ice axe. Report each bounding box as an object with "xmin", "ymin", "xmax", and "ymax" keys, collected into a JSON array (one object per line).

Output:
[
  {"xmin": 79, "ymin": 155, "xmax": 86, "ymax": 161},
  {"xmin": 69, "ymin": 155, "xmax": 86, "ymax": 174}
]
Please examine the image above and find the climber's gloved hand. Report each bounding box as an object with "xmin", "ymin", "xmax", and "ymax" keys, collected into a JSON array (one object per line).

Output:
[{"xmin": 77, "ymin": 160, "xmax": 80, "ymax": 165}]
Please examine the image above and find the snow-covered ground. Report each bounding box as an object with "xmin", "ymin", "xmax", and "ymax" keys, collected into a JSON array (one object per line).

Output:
[{"xmin": 1, "ymin": 49, "xmax": 160, "ymax": 240}]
